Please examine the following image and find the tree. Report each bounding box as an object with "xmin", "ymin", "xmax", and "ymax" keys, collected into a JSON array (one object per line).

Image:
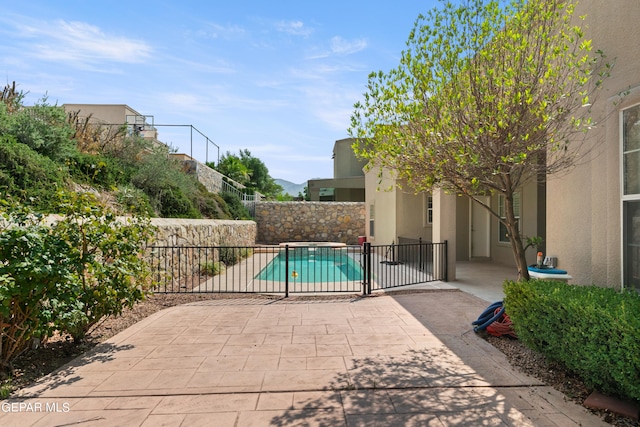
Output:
[
  {"xmin": 213, "ymin": 149, "xmax": 283, "ymax": 199},
  {"xmin": 349, "ymin": 0, "xmax": 613, "ymax": 280},
  {"xmin": 211, "ymin": 151, "xmax": 251, "ymax": 186}
]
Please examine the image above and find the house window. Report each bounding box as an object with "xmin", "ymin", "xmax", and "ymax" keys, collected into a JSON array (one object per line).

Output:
[
  {"xmin": 622, "ymin": 104, "xmax": 640, "ymax": 290},
  {"xmin": 424, "ymin": 195, "xmax": 433, "ymax": 226},
  {"xmin": 498, "ymin": 193, "xmax": 520, "ymax": 243},
  {"xmin": 369, "ymin": 203, "xmax": 375, "ymax": 237}
]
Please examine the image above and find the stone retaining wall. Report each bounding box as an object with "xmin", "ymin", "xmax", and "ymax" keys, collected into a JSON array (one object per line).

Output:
[
  {"xmin": 150, "ymin": 218, "xmax": 257, "ymax": 285},
  {"xmin": 254, "ymin": 202, "xmax": 366, "ymax": 245},
  {"xmin": 151, "ymin": 218, "xmax": 256, "ymax": 246}
]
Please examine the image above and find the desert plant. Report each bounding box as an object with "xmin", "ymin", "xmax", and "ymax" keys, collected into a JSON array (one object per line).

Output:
[
  {"xmin": 131, "ymin": 147, "xmax": 201, "ymax": 218},
  {"xmin": 8, "ymin": 97, "xmax": 76, "ymax": 161},
  {"xmin": 115, "ymin": 185, "xmax": 154, "ymax": 216}
]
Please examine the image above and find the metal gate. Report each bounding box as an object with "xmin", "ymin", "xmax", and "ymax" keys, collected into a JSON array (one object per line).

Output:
[{"xmin": 149, "ymin": 241, "xmax": 447, "ymax": 295}]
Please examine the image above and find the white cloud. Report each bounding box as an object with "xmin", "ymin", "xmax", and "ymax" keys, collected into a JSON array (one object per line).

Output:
[
  {"xmin": 330, "ymin": 36, "xmax": 367, "ymax": 55},
  {"xmin": 196, "ymin": 23, "xmax": 247, "ymax": 40},
  {"xmin": 14, "ymin": 19, "xmax": 152, "ymax": 66},
  {"xmin": 275, "ymin": 20, "xmax": 313, "ymax": 36},
  {"xmin": 306, "ymin": 36, "xmax": 368, "ymax": 59}
]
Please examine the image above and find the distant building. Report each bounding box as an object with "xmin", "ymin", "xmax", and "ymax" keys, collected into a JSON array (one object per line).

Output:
[
  {"xmin": 307, "ymin": 138, "xmax": 366, "ymax": 202},
  {"xmin": 63, "ymin": 104, "xmax": 158, "ymax": 141}
]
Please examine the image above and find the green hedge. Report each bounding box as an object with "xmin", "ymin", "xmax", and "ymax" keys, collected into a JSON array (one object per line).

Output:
[{"xmin": 504, "ymin": 280, "xmax": 640, "ymax": 401}]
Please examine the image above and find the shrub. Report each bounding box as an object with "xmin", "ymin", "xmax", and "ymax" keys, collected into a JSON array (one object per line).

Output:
[
  {"xmin": 66, "ymin": 152, "xmax": 125, "ymax": 188},
  {"xmin": 504, "ymin": 280, "xmax": 640, "ymax": 401},
  {"xmin": 115, "ymin": 185, "xmax": 154, "ymax": 216},
  {"xmin": 51, "ymin": 191, "xmax": 156, "ymax": 339},
  {"xmin": 0, "ymin": 203, "xmax": 78, "ymax": 367},
  {"xmin": 200, "ymin": 261, "xmax": 224, "ymax": 276},
  {"xmin": 193, "ymin": 186, "xmax": 232, "ymax": 219},
  {"xmin": 0, "ymin": 192, "xmax": 156, "ymax": 367},
  {"xmin": 219, "ymin": 246, "xmax": 252, "ymax": 266},
  {"xmin": 0, "ymin": 136, "xmax": 67, "ymax": 209},
  {"xmin": 131, "ymin": 147, "xmax": 201, "ymax": 218},
  {"xmin": 220, "ymin": 192, "xmax": 251, "ymax": 219},
  {"xmin": 7, "ymin": 98, "xmax": 76, "ymax": 161}
]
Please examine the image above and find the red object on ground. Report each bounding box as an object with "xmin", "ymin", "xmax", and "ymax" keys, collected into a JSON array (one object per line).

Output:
[{"xmin": 486, "ymin": 308, "xmax": 517, "ymax": 338}]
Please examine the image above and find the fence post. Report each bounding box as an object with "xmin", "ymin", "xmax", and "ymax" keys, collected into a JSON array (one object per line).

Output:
[
  {"xmin": 443, "ymin": 240, "xmax": 448, "ymax": 282},
  {"xmin": 363, "ymin": 242, "xmax": 372, "ymax": 295},
  {"xmin": 419, "ymin": 237, "xmax": 423, "ymax": 272},
  {"xmin": 285, "ymin": 244, "xmax": 289, "ymax": 298}
]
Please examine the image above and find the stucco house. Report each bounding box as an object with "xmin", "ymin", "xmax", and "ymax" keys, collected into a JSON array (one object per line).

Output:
[
  {"xmin": 63, "ymin": 104, "xmax": 158, "ymax": 141},
  {"xmin": 363, "ymin": 0, "xmax": 640, "ymax": 288},
  {"xmin": 547, "ymin": 0, "xmax": 640, "ymax": 290},
  {"xmin": 308, "ymin": 138, "xmax": 366, "ymax": 202}
]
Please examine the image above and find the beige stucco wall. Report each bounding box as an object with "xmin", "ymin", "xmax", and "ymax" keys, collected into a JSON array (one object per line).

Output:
[
  {"xmin": 546, "ymin": 0, "xmax": 640, "ymax": 287},
  {"xmin": 63, "ymin": 104, "xmax": 158, "ymax": 140},
  {"xmin": 63, "ymin": 104, "xmax": 139, "ymax": 126},
  {"xmin": 364, "ymin": 166, "xmax": 397, "ymax": 245},
  {"xmin": 396, "ymin": 186, "xmax": 432, "ymax": 242},
  {"xmin": 254, "ymin": 202, "xmax": 365, "ymax": 245},
  {"xmin": 456, "ymin": 197, "xmax": 470, "ymax": 261},
  {"xmin": 308, "ymin": 139, "xmax": 366, "ymax": 201},
  {"xmin": 334, "ymin": 138, "xmax": 368, "ymax": 178}
]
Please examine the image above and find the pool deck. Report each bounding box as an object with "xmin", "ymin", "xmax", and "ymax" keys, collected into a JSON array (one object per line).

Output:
[{"xmin": 0, "ymin": 261, "xmax": 608, "ymax": 426}]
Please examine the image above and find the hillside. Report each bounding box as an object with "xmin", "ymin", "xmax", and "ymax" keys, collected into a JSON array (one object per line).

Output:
[
  {"xmin": 0, "ymin": 89, "xmax": 250, "ymax": 219},
  {"xmin": 275, "ymin": 179, "xmax": 306, "ymax": 196}
]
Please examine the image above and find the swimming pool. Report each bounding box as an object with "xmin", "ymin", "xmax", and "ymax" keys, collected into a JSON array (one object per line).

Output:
[{"xmin": 255, "ymin": 247, "xmax": 363, "ymax": 283}]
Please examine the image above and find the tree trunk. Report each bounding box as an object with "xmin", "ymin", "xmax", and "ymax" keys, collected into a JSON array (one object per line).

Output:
[{"xmin": 504, "ymin": 193, "xmax": 530, "ymax": 281}]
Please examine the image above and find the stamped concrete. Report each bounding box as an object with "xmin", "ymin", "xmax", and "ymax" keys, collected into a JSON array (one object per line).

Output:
[{"xmin": 0, "ymin": 288, "xmax": 608, "ymax": 427}]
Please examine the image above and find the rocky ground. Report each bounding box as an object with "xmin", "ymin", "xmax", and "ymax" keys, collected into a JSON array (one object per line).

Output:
[{"xmin": 1, "ymin": 292, "xmax": 638, "ymax": 426}]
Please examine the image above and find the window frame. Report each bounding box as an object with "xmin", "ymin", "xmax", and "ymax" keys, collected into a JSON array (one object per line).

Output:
[
  {"xmin": 424, "ymin": 194, "xmax": 433, "ymax": 227},
  {"xmin": 621, "ymin": 103, "xmax": 640, "ymax": 291},
  {"xmin": 498, "ymin": 192, "xmax": 521, "ymax": 244}
]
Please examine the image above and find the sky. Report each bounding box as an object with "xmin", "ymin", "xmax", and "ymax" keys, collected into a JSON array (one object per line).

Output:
[{"xmin": 0, "ymin": 1, "xmax": 440, "ymax": 184}]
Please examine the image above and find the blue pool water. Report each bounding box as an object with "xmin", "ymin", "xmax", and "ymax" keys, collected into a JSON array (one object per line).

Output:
[{"xmin": 255, "ymin": 249, "xmax": 363, "ymax": 283}]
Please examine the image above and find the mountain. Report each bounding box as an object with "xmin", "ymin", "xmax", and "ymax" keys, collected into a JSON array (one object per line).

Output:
[{"xmin": 275, "ymin": 179, "xmax": 307, "ymax": 196}]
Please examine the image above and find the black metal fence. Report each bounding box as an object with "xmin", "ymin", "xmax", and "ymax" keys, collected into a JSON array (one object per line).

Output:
[{"xmin": 149, "ymin": 241, "xmax": 447, "ymax": 295}]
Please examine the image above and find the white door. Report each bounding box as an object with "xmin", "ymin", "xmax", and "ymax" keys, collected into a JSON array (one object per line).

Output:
[{"xmin": 471, "ymin": 197, "xmax": 491, "ymax": 258}]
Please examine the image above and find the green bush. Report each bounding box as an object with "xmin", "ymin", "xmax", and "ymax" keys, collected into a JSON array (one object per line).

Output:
[
  {"xmin": 0, "ymin": 192, "xmax": 156, "ymax": 367},
  {"xmin": 0, "ymin": 136, "xmax": 67, "ymax": 209},
  {"xmin": 51, "ymin": 191, "xmax": 156, "ymax": 339},
  {"xmin": 193, "ymin": 186, "xmax": 232, "ymax": 219},
  {"xmin": 200, "ymin": 261, "xmax": 224, "ymax": 276},
  {"xmin": 219, "ymin": 246, "xmax": 252, "ymax": 266},
  {"xmin": 131, "ymin": 147, "xmax": 202, "ymax": 218},
  {"xmin": 504, "ymin": 280, "xmax": 640, "ymax": 401},
  {"xmin": 5, "ymin": 99, "xmax": 76, "ymax": 161},
  {"xmin": 66, "ymin": 152, "xmax": 125, "ymax": 188},
  {"xmin": 220, "ymin": 192, "xmax": 251, "ymax": 219},
  {"xmin": 0, "ymin": 205, "xmax": 78, "ymax": 367},
  {"xmin": 115, "ymin": 185, "xmax": 154, "ymax": 216}
]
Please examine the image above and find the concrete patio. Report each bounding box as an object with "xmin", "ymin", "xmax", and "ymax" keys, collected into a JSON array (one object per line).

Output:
[{"xmin": 0, "ymin": 261, "xmax": 605, "ymax": 426}]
